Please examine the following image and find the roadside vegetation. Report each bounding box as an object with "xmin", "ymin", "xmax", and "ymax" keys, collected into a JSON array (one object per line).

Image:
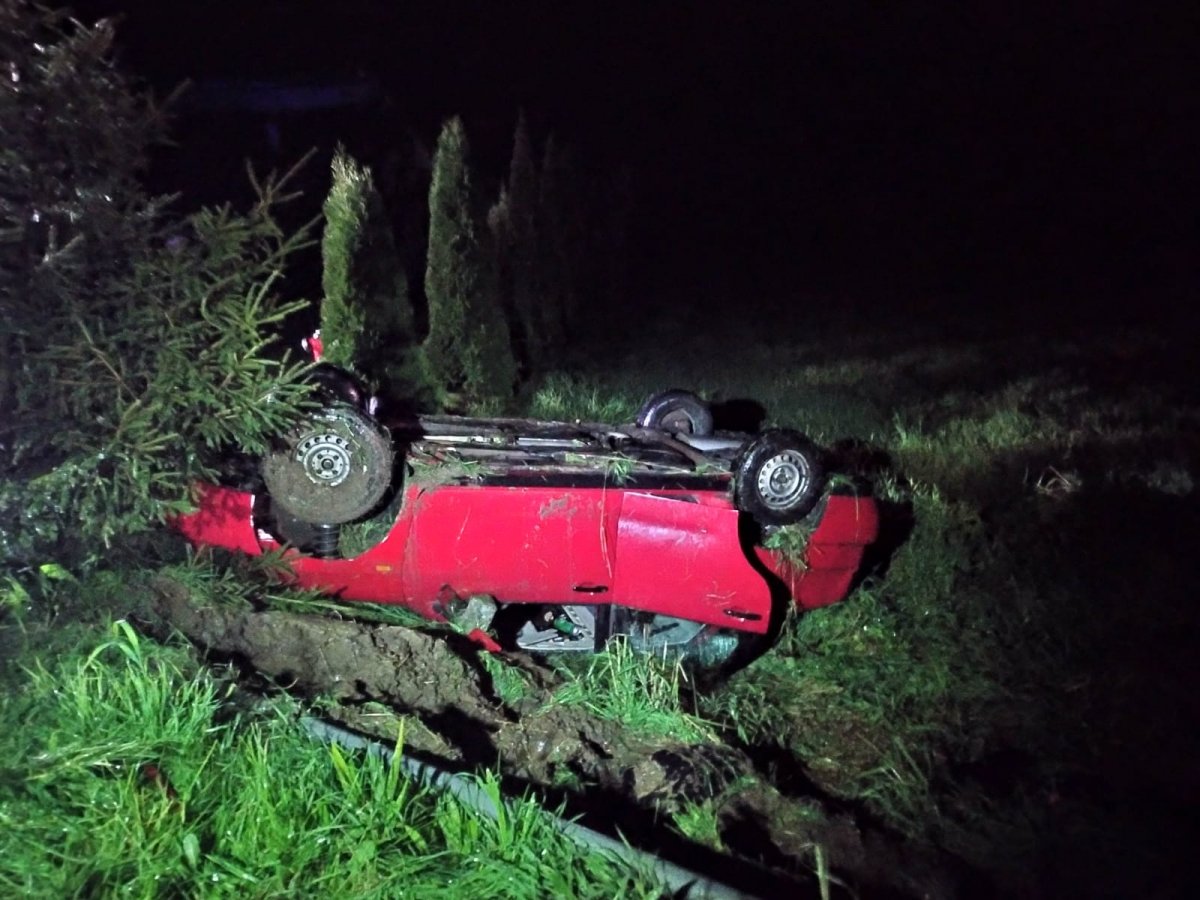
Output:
[
  {"xmin": 0, "ymin": 6, "xmax": 653, "ymax": 896},
  {"xmin": 549, "ymin": 637, "xmax": 714, "ymax": 743},
  {"xmin": 0, "ymin": 619, "xmax": 660, "ymax": 898},
  {"xmin": 319, "ymin": 148, "xmax": 425, "ymax": 400},
  {"xmin": 321, "ymin": 110, "xmax": 611, "ymax": 414},
  {"xmin": 529, "ymin": 306, "xmax": 1198, "ymax": 894},
  {"xmin": 2, "ymin": 3, "xmax": 1195, "ymax": 896},
  {"xmin": 0, "ymin": 4, "xmax": 313, "ymax": 571}
]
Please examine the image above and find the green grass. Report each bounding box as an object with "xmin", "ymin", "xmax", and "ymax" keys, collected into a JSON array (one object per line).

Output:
[
  {"xmin": 6, "ymin": 309, "xmax": 1194, "ymax": 893},
  {"xmin": 480, "ymin": 651, "xmax": 535, "ymax": 707},
  {"xmin": 527, "ymin": 372, "xmax": 642, "ymax": 423},
  {"xmin": 549, "ymin": 638, "xmax": 713, "ymax": 743},
  {"xmin": 761, "ymin": 519, "xmax": 816, "ymax": 568},
  {"xmin": 669, "ymin": 799, "xmax": 726, "ymax": 850},
  {"xmin": 540, "ymin": 313, "xmax": 1199, "ymax": 884},
  {"xmin": 0, "ymin": 619, "xmax": 663, "ymax": 899}
]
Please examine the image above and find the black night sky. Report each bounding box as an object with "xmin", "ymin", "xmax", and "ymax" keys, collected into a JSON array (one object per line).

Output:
[
  {"xmin": 72, "ymin": 0, "xmax": 1194, "ymax": 318},
  {"xmin": 8, "ymin": 7, "xmax": 1199, "ymax": 890}
]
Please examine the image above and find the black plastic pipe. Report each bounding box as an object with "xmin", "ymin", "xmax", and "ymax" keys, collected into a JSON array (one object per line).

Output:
[{"xmin": 300, "ymin": 716, "xmax": 767, "ymax": 900}]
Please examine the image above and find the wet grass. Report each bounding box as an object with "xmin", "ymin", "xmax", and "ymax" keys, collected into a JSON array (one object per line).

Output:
[
  {"xmin": 0, "ymin": 620, "xmax": 663, "ymax": 899},
  {"xmin": 669, "ymin": 798, "xmax": 727, "ymax": 850},
  {"xmin": 479, "ymin": 651, "xmax": 535, "ymax": 707},
  {"xmin": 538, "ymin": 306, "xmax": 1199, "ymax": 892},
  {"xmin": 548, "ymin": 637, "xmax": 714, "ymax": 743},
  {"xmin": 4, "ymin": 301, "xmax": 1195, "ymax": 895}
]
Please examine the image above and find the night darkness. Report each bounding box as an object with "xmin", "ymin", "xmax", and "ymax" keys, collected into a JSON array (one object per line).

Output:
[
  {"xmin": 70, "ymin": 0, "xmax": 1194, "ymax": 320},
  {"xmin": 8, "ymin": 3, "xmax": 1200, "ymax": 894}
]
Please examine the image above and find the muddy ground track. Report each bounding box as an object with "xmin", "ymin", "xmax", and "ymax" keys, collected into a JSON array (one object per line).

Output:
[{"xmin": 143, "ymin": 577, "xmax": 965, "ymax": 899}]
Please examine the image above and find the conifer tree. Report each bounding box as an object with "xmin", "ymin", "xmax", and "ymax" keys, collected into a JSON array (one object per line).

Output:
[
  {"xmin": 504, "ymin": 110, "xmax": 544, "ymax": 369},
  {"xmin": 422, "ymin": 117, "xmax": 515, "ymax": 412},
  {"xmin": 0, "ymin": 2, "xmax": 311, "ymax": 569},
  {"xmin": 320, "ymin": 148, "xmax": 424, "ymax": 396},
  {"xmin": 2, "ymin": 4, "xmax": 159, "ymax": 422},
  {"xmin": 538, "ymin": 134, "xmax": 580, "ymax": 341},
  {"xmin": 486, "ymin": 183, "xmax": 519, "ymax": 369},
  {"xmin": 602, "ymin": 167, "xmax": 634, "ymax": 314}
]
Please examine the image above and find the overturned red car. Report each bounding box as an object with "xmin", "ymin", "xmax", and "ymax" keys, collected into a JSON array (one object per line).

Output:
[{"xmin": 177, "ymin": 385, "xmax": 879, "ymax": 668}]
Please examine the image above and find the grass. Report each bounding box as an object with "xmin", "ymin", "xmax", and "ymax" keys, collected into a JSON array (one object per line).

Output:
[
  {"xmin": 669, "ymin": 799, "xmax": 726, "ymax": 850},
  {"xmin": 527, "ymin": 372, "xmax": 642, "ymax": 423},
  {"xmin": 761, "ymin": 519, "xmax": 816, "ymax": 568},
  {"xmin": 538, "ymin": 309, "xmax": 1199, "ymax": 887},
  {"xmin": 549, "ymin": 637, "xmax": 713, "ymax": 743},
  {"xmin": 0, "ymin": 619, "xmax": 664, "ymax": 899},
  {"xmin": 479, "ymin": 651, "xmax": 534, "ymax": 707},
  {"xmin": 6, "ymin": 304, "xmax": 1195, "ymax": 893}
]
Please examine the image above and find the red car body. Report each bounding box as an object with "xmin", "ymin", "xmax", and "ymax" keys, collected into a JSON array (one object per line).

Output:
[{"xmin": 178, "ymin": 473, "xmax": 879, "ymax": 638}]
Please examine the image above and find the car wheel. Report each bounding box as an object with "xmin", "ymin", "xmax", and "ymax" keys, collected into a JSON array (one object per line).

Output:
[
  {"xmin": 309, "ymin": 363, "xmax": 368, "ymax": 409},
  {"xmin": 635, "ymin": 390, "xmax": 714, "ymax": 436},
  {"xmin": 261, "ymin": 405, "xmax": 394, "ymax": 525},
  {"xmin": 733, "ymin": 429, "xmax": 825, "ymax": 525}
]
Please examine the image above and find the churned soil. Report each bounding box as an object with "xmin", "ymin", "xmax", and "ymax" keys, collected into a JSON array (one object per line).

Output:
[{"xmin": 144, "ymin": 576, "xmax": 966, "ymax": 898}]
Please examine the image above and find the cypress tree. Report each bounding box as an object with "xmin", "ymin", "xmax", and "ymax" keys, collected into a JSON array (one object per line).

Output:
[
  {"xmin": 320, "ymin": 148, "xmax": 423, "ymax": 396},
  {"xmin": 538, "ymin": 134, "xmax": 579, "ymax": 342},
  {"xmin": 422, "ymin": 117, "xmax": 515, "ymax": 412},
  {"xmin": 486, "ymin": 183, "xmax": 515, "ymax": 346},
  {"xmin": 602, "ymin": 167, "xmax": 634, "ymax": 314},
  {"xmin": 505, "ymin": 110, "xmax": 541, "ymax": 369}
]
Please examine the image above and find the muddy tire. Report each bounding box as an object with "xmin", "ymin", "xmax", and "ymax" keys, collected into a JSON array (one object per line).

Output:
[
  {"xmin": 309, "ymin": 363, "xmax": 369, "ymax": 409},
  {"xmin": 261, "ymin": 405, "xmax": 394, "ymax": 525},
  {"xmin": 733, "ymin": 429, "xmax": 825, "ymax": 526},
  {"xmin": 635, "ymin": 390, "xmax": 714, "ymax": 436}
]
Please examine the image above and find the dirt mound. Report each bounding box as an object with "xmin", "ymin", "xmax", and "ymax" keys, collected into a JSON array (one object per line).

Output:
[{"xmin": 144, "ymin": 576, "xmax": 966, "ymax": 898}]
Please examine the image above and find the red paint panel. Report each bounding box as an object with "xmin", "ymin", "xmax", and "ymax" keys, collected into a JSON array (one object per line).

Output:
[
  {"xmin": 793, "ymin": 568, "xmax": 858, "ymax": 610},
  {"xmin": 403, "ymin": 485, "xmax": 617, "ymax": 604},
  {"xmin": 757, "ymin": 494, "xmax": 880, "ymax": 610},
  {"xmin": 286, "ymin": 502, "xmax": 417, "ymax": 611},
  {"xmin": 812, "ymin": 494, "xmax": 880, "ymax": 545},
  {"xmin": 174, "ymin": 480, "xmax": 878, "ymax": 633},
  {"xmin": 612, "ymin": 492, "xmax": 772, "ymax": 633},
  {"xmin": 174, "ymin": 484, "xmax": 260, "ymax": 555}
]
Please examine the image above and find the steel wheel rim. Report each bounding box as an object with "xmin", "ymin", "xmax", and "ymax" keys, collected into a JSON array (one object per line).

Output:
[
  {"xmin": 756, "ymin": 450, "xmax": 809, "ymax": 510},
  {"xmin": 296, "ymin": 432, "xmax": 353, "ymax": 486}
]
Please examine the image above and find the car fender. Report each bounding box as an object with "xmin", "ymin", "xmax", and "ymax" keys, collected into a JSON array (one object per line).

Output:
[{"xmin": 611, "ymin": 492, "xmax": 772, "ymax": 633}]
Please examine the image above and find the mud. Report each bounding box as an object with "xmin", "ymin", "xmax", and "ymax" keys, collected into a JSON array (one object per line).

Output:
[{"xmin": 144, "ymin": 576, "xmax": 965, "ymax": 898}]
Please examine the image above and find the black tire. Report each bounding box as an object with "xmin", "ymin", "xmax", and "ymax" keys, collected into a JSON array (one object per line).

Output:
[
  {"xmin": 309, "ymin": 363, "xmax": 368, "ymax": 409},
  {"xmin": 261, "ymin": 405, "xmax": 394, "ymax": 525},
  {"xmin": 733, "ymin": 429, "xmax": 825, "ymax": 525},
  {"xmin": 635, "ymin": 390, "xmax": 714, "ymax": 436}
]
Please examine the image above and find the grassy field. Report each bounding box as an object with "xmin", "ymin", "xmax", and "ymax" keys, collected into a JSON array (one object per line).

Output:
[
  {"xmin": 531, "ymin": 300, "xmax": 1199, "ymax": 894},
  {"xmin": 2, "ymin": 299, "xmax": 1196, "ymax": 896},
  {"xmin": 0, "ymin": 619, "xmax": 663, "ymax": 898}
]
